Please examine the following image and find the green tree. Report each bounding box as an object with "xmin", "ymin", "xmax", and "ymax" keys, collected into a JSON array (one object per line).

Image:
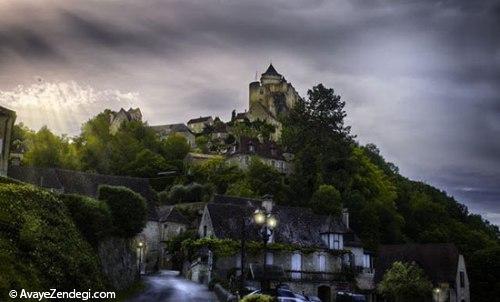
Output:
[
  {"xmin": 310, "ymin": 184, "xmax": 342, "ymax": 217},
  {"xmin": 126, "ymin": 149, "xmax": 170, "ymax": 178},
  {"xmin": 226, "ymin": 180, "xmax": 257, "ymax": 198},
  {"xmin": 23, "ymin": 126, "xmax": 79, "ymax": 169},
  {"xmin": 98, "ymin": 186, "xmax": 147, "ymax": 237},
  {"xmin": 162, "ymin": 134, "xmax": 191, "ymax": 161},
  {"xmin": 247, "ymin": 157, "xmax": 285, "ymax": 201},
  {"xmin": 378, "ymin": 261, "xmax": 433, "ymax": 302},
  {"xmin": 190, "ymin": 158, "xmax": 243, "ymax": 194}
]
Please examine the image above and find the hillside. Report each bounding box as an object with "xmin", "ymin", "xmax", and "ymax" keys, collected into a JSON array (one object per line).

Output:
[{"xmin": 0, "ymin": 177, "xmax": 106, "ymax": 299}]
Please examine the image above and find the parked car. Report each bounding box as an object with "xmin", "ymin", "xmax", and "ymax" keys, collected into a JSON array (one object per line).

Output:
[
  {"xmin": 305, "ymin": 296, "xmax": 322, "ymax": 302},
  {"xmin": 335, "ymin": 292, "xmax": 366, "ymax": 302},
  {"xmin": 243, "ymin": 288, "xmax": 308, "ymax": 302}
]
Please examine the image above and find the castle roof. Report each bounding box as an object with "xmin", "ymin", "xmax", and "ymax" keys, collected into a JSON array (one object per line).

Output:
[{"xmin": 262, "ymin": 64, "xmax": 281, "ymax": 77}]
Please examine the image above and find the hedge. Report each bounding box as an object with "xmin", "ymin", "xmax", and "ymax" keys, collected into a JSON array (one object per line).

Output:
[
  {"xmin": 97, "ymin": 185, "xmax": 147, "ymax": 238},
  {"xmin": 0, "ymin": 183, "xmax": 105, "ymax": 300},
  {"xmin": 60, "ymin": 194, "xmax": 113, "ymax": 246}
]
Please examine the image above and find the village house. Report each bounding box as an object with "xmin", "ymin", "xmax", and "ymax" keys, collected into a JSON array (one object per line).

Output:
[
  {"xmin": 151, "ymin": 123, "xmax": 196, "ymax": 147},
  {"xmin": 375, "ymin": 243, "xmax": 470, "ymax": 302},
  {"xmin": 226, "ymin": 137, "xmax": 293, "ymax": 175},
  {"xmin": 109, "ymin": 107, "xmax": 142, "ymax": 134},
  {"xmin": 187, "ymin": 116, "xmax": 214, "ymax": 134},
  {"xmin": 0, "ymin": 105, "xmax": 16, "ymax": 177},
  {"xmin": 190, "ymin": 195, "xmax": 375, "ymax": 302}
]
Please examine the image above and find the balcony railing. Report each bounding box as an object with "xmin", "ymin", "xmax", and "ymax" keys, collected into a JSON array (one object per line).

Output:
[{"xmin": 282, "ymin": 268, "xmax": 357, "ymax": 283}]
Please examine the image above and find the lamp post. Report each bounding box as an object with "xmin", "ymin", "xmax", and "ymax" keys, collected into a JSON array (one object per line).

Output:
[
  {"xmin": 434, "ymin": 287, "xmax": 441, "ymax": 302},
  {"xmin": 253, "ymin": 208, "xmax": 278, "ymax": 292},
  {"xmin": 138, "ymin": 241, "xmax": 144, "ymax": 275}
]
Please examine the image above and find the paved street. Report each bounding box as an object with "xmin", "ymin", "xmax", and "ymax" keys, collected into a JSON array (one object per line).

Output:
[{"xmin": 126, "ymin": 271, "xmax": 217, "ymax": 302}]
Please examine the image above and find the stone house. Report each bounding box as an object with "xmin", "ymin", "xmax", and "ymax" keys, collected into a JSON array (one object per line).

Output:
[
  {"xmin": 0, "ymin": 105, "xmax": 16, "ymax": 177},
  {"xmin": 375, "ymin": 243, "xmax": 470, "ymax": 302},
  {"xmin": 191, "ymin": 195, "xmax": 375, "ymax": 302},
  {"xmin": 151, "ymin": 123, "xmax": 196, "ymax": 147},
  {"xmin": 109, "ymin": 107, "xmax": 142, "ymax": 134},
  {"xmin": 156, "ymin": 205, "xmax": 191, "ymax": 268},
  {"xmin": 187, "ymin": 116, "xmax": 214, "ymax": 134},
  {"xmin": 226, "ymin": 137, "xmax": 292, "ymax": 175}
]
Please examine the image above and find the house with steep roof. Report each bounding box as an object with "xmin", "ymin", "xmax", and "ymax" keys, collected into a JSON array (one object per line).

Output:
[
  {"xmin": 227, "ymin": 137, "xmax": 293, "ymax": 174},
  {"xmin": 151, "ymin": 123, "xmax": 196, "ymax": 147},
  {"xmin": 0, "ymin": 105, "xmax": 16, "ymax": 177},
  {"xmin": 109, "ymin": 107, "xmax": 142, "ymax": 134},
  {"xmin": 375, "ymin": 243, "xmax": 470, "ymax": 302},
  {"xmin": 187, "ymin": 116, "xmax": 214, "ymax": 134},
  {"xmin": 191, "ymin": 195, "xmax": 375, "ymax": 301}
]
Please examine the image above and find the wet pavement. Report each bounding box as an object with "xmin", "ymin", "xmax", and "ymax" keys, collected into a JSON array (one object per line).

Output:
[{"xmin": 125, "ymin": 270, "xmax": 216, "ymax": 302}]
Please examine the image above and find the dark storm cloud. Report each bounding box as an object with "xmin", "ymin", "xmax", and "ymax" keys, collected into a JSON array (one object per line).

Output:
[
  {"xmin": 0, "ymin": 0, "xmax": 499, "ymax": 225},
  {"xmin": 0, "ymin": 26, "xmax": 61, "ymax": 61}
]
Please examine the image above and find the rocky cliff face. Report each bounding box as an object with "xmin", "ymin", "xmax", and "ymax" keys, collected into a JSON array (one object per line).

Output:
[{"xmin": 98, "ymin": 237, "xmax": 139, "ymax": 290}]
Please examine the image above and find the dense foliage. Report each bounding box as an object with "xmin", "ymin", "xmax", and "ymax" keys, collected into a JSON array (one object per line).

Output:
[
  {"xmin": 98, "ymin": 185, "xmax": 147, "ymax": 238},
  {"xmin": 0, "ymin": 180, "xmax": 106, "ymax": 299},
  {"xmin": 378, "ymin": 261, "xmax": 433, "ymax": 302},
  {"xmin": 60, "ymin": 194, "xmax": 113, "ymax": 246}
]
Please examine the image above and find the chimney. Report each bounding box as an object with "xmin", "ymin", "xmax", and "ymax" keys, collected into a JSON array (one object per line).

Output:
[
  {"xmin": 342, "ymin": 208, "xmax": 349, "ymax": 228},
  {"xmin": 261, "ymin": 194, "xmax": 274, "ymax": 212}
]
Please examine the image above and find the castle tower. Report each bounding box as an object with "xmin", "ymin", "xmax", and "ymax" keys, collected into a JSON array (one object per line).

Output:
[{"xmin": 247, "ymin": 64, "xmax": 300, "ymax": 141}]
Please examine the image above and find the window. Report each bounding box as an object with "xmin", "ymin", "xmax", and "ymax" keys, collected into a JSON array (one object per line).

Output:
[
  {"xmin": 363, "ymin": 254, "xmax": 372, "ymax": 269},
  {"xmin": 248, "ymin": 143, "xmax": 255, "ymax": 152},
  {"xmin": 321, "ymin": 233, "xmax": 344, "ymax": 250},
  {"xmin": 460, "ymin": 271, "xmax": 465, "ymax": 288},
  {"xmin": 266, "ymin": 252, "xmax": 274, "ymax": 265},
  {"xmin": 318, "ymin": 254, "xmax": 326, "ymax": 272},
  {"xmin": 291, "ymin": 252, "xmax": 301, "ymax": 279},
  {"xmin": 203, "ymin": 225, "xmax": 207, "ymax": 237}
]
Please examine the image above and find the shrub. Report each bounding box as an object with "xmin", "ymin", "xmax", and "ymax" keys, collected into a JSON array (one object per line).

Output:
[
  {"xmin": 163, "ymin": 183, "xmax": 213, "ymax": 205},
  {"xmin": 60, "ymin": 194, "xmax": 113, "ymax": 246},
  {"xmin": 0, "ymin": 183, "xmax": 105, "ymax": 299},
  {"xmin": 241, "ymin": 294, "xmax": 275, "ymax": 302},
  {"xmin": 97, "ymin": 185, "xmax": 147, "ymax": 238}
]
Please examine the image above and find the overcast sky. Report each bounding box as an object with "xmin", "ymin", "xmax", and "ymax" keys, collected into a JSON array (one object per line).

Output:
[{"xmin": 0, "ymin": 0, "xmax": 499, "ymax": 225}]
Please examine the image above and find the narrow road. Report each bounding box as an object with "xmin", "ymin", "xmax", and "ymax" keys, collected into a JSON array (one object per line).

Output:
[{"xmin": 126, "ymin": 270, "xmax": 217, "ymax": 302}]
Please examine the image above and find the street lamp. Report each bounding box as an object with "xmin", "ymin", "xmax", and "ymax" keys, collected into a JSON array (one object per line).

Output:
[
  {"xmin": 138, "ymin": 241, "xmax": 144, "ymax": 275},
  {"xmin": 434, "ymin": 287, "xmax": 441, "ymax": 302},
  {"xmin": 253, "ymin": 209, "xmax": 278, "ymax": 292}
]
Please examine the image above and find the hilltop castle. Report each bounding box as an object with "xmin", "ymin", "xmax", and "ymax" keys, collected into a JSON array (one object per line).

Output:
[{"xmin": 247, "ymin": 64, "xmax": 300, "ymax": 139}]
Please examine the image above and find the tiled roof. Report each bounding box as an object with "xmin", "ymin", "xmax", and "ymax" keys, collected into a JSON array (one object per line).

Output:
[
  {"xmin": 229, "ymin": 137, "xmax": 285, "ymax": 160},
  {"xmin": 158, "ymin": 205, "xmax": 190, "ymax": 225},
  {"xmin": 151, "ymin": 123, "xmax": 192, "ymax": 134},
  {"xmin": 8, "ymin": 166, "xmax": 159, "ymax": 220},
  {"xmin": 375, "ymin": 243, "xmax": 460, "ymax": 285},
  {"xmin": 187, "ymin": 116, "xmax": 212, "ymax": 124},
  {"xmin": 207, "ymin": 195, "xmax": 357, "ymax": 248}
]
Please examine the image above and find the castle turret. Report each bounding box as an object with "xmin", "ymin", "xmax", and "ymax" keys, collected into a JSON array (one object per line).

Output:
[
  {"xmin": 249, "ymin": 80, "xmax": 261, "ymax": 111},
  {"xmin": 260, "ymin": 64, "xmax": 283, "ymax": 85}
]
